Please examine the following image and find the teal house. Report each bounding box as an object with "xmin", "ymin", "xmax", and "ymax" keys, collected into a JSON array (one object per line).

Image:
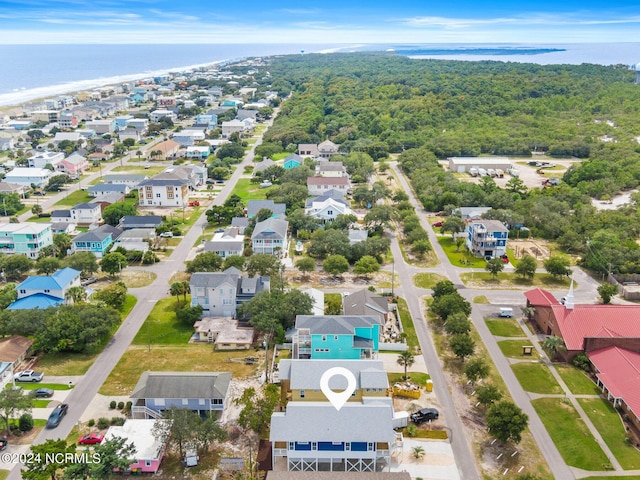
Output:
[
  {"xmin": 0, "ymin": 223, "xmax": 53, "ymax": 259},
  {"xmin": 291, "ymin": 315, "xmax": 382, "ymax": 360},
  {"xmin": 70, "ymin": 224, "xmax": 121, "ymax": 258},
  {"xmin": 283, "ymin": 154, "xmax": 303, "ymax": 170}
]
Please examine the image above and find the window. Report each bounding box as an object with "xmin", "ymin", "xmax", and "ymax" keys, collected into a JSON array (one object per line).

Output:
[
  {"xmin": 155, "ymin": 398, "xmax": 165, "ymax": 406},
  {"xmin": 19, "ymin": 289, "xmax": 25, "ymax": 294},
  {"xmin": 147, "ymin": 201, "xmax": 153, "ymax": 205},
  {"xmin": 334, "ymin": 335, "xmax": 338, "ymax": 340},
  {"xmin": 300, "ymin": 390, "xmax": 305, "ymax": 398},
  {"xmin": 321, "ymin": 335, "xmax": 326, "ymax": 341},
  {"xmin": 199, "ymin": 398, "xmax": 206, "ymax": 405},
  {"xmin": 327, "ymin": 210, "xmax": 333, "ymax": 215},
  {"xmin": 156, "ymin": 193, "xmax": 161, "ymax": 198}
]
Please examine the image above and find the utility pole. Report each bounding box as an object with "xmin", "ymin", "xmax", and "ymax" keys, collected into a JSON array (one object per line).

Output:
[{"xmin": 391, "ymin": 261, "xmax": 395, "ymax": 296}]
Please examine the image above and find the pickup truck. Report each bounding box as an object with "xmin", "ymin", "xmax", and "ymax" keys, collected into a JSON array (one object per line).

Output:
[{"xmin": 14, "ymin": 370, "xmax": 44, "ymax": 383}]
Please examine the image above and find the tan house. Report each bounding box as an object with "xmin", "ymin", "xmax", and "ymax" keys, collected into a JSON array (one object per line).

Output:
[{"xmin": 0, "ymin": 335, "xmax": 34, "ymax": 368}]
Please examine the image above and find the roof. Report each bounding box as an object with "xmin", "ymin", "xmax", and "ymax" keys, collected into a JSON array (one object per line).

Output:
[
  {"xmin": 295, "ymin": 315, "xmax": 382, "ymax": 335},
  {"xmin": 589, "ymin": 346, "xmax": 640, "ymax": 419},
  {"xmin": 92, "ymin": 192, "xmax": 125, "ymax": 204},
  {"xmin": 74, "ymin": 224, "xmax": 120, "ymax": 243},
  {"xmin": 118, "ymin": 228, "xmax": 156, "ymax": 240},
  {"xmin": 265, "ymin": 473, "xmax": 411, "ymax": 480},
  {"xmin": 88, "ymin": 183, "xmax": 128, "ymax": 193},
  {"xmin": 16, "ymin": 267, "xmax": 80, "ymax": 294},
  {"xmin": 247, "ymin": 200, "xmax": 286, "ymax": 217},
  {"xmin": 103, "ymin": 174, "xmax": 148, "ymax": 184},
  {"xmin": 253, "ymin": 158, "xmax": 275, "ymax": 172},
  {"xmin": 130, "ymin": 372, "xmax": 232, "ymax": 400},
  {"xmin": 342, "ymin": 289, "xmax": 388, "ymax": 318},
  {"xmin": 51, "ymin": 210, "xmax": 71, "ymax": 218},
  {"xmin": 348, "ymin": 229, "xmax": 368, "ymax": 243},
  {"xmin": 231, "ymin": 217, "xmax": 249, "ymax": 229},
  {"xmin": 104, "ymin": 419, "xmax": 168, "ymax": 461},
  {"xmin": 138, "ymin": 176, "xmax": 189, "ymax": 187},
  {"xmin": 190, "ymin": 267, "xmax": 242, "ymax": 289},
  {"xmin": 270, "ymin": 402, "xmax": 394, "ymax": 443},
  {"xmin": 317, "ymin": 162, "xmax": 344, "ymax": 171},
  {"xmin": 279, "ymin": 359, "xmax": 388, "ymax": 390},
  {"xmin": 7, "ymin": 294, "xmax": 64, "ymax": 310},
  {"xmin": 525, "ymin": 288, "xmax": 640, "ymax": 350},
  {"xmin": 252, "ymin": 217, "xmax": 288, "ymax": 240},
  {"xmin": 5, "ymin": 167, "xmax": 51, "ymax": 178},
  {"xmin": 0, "ymin": 335, "xmax": 34, "ymax": 361},
  {"xmin": 283, "ymin": 154, "xmax": 303, "ymax": 164},
  {"xmin": 306, "ymin": 194, "xmax": 349, "ymax": 208},
  {"xmin": 119, "ymin": 216, "xmax": 163, "ymax": 229},
  {"xmin": 307, "ymin": 176, "xmax": 349, "ymax": 186},
  {"xmin": 468, "ymin": 219, "xmax": 509, "ymax": 233},
  {"xmin": 0, "ymin": 223, "xmax": 51, "ymax": 235},
  {"xmin": 72, "ymin": 203, "xmax": 100, "ymax": 210},
  {"xmin": 454, "ymin": 206, "xmax": 492, "ymax": 219}
]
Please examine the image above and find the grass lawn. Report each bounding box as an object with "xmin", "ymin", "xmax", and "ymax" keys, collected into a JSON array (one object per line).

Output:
[
  {"xmin": 459, "ymin": 271, "xmax": 573, "ymax": 290},
  {"xmin": 436, "ymin": 237, "xmax": 487, "ymax": 268},
  {"xmin": 511, "ymin": 362, "xmax": 563, "ymax": 394},
  {"xmin": 485, "ymin": 318, "xmax": 525, "ymax": 337},
  {"xmin": 498, "ymin": 340, "xmax": 539, "ymax": 359},
  {"xmin": 20, "ymin": 383, "xmax": 74, "ymax": 391},
  {"xmin": 271, "ymin": 152, "xmax": 289, "ymax": 160},
  {"xmin": 578, "ymin": 397, "xmax": 640, "ymax": 469},
  {"xmin": 473, "ymin": 295, "xmax": 489, "ymax": 304},
  {"xmin": 533, "ymin": 397, "xmax": 611, "ymax": 470},
  {"xmin": 132, "ymin": 296, "xmax": 193, "ymax": 345},
  {"xmin": 412, "ymin": 272, "xmax": 447, "ymax": 289},
  {"xmin": 110, "ymin": 165, "xmax": 164, "ymax": 175},
  {"xmin": 32, "ymin": 399, "xmax": 51, "ymax": 408},
  {"xmin": 556, "ymin": 365, "xmax": 600, "ymax": 395},
  {"xmin": 388, "ymin": 372, "xmax": 430, "ymax": 385},
  {"xmin": 119, "ymin": 270, "xmax": 157, "ymax": 288},
  {"xmin": 396, "ymin": 298, "xmax": 419, "ymax": 350},
  {"xmin": 100, "ymin": 345, "xmax": 261, "ymax": 395},
  {"xmin": 53, "ymin": 189, "xmax": 93, "ymax": 207},
  {"xmin": 36, "ymin": 352, "xmax": 98, "ymax": 376},
  {"xmin": 0, "ymin": 469, "xmax": 8, "ymax": 480},
  {"xmin": 120, "ymin": 294, "xmax": 138, "ymax": 318},
  {"xmin": 234, "ymin": 178, "xmax": 272, "ymax": 203}
]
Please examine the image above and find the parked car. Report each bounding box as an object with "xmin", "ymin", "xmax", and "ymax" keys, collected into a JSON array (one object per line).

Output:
[
  {"xmin": 80, "ymin": 276, "xmax": 97, "ymax": 286},
  {"xmin": 159, "ymin": 232, "xmax": 173, "ymax": 238},
  {"xmin": 500, "ymin": 254, "xmax": 509, "ymax": 263},
  {"xmin": 432, "ymin": 221, "xmax": 443, "ymax": 227},
  {"xmin": 78, "ymin": 433, "xmax": 104, "ymax": 445},
  {"xmin": 0, "ymin": 438, "xmax": 6, "ymax": 451},
  {"xmin": 33, "ymin": 388, "xmax": 54, "ymax": 398},
  {"xmin": 410, "ymin": 408, "xmax": 439, "ymax": 424},
  {"xmin": 14, "ymin": 370, "xmax": 44, "ymax": 383},
  {"xmin": 188, "ymin": 201, "xmax": 200, "ymax": 207},
  {"xmin": 46, "ymin": 404, "xmax": 68, "ymax": 429},
  {"xmin": 259, "ymin": 180, "xmax": 272, "ymax": 188}
]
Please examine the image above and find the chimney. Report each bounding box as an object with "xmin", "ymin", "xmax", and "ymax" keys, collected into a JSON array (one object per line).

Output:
[{"xmin": 564, "ymin": 278, "xmax": 575, "ymax": 310}]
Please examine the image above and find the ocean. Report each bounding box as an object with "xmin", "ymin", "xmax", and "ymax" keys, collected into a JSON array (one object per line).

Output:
[{"xmin": 1, "ymin": 43, "xmax": 639, "ymax": 108}]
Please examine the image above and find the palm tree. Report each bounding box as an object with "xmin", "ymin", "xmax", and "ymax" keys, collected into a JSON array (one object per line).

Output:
[
  {"xmin": 180, "ymin": 281, "xmax": 190, "ymax": 302},
  {"xmin": 412, "ymin": 446, "xmax": 425, "ymax": 460},
  {"xmin": 65, "ymin": 286, "xmax": 86, "ymax": 304},
  {"xmin": 169, "ymin": 282, "xmax": 184, "ymax": 303},
  {"xmin": 543, "ymin": 336, "xmax": 566, "ymax": 360},
  {"xmin": 397, "ymin": 351, "xmax": 415, "ymax": 380}
]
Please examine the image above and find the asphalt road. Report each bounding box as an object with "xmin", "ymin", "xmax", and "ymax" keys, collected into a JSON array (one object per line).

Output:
[{"xmin": 6, "ymin": 116, "xmax": 273, "ymax": 478}]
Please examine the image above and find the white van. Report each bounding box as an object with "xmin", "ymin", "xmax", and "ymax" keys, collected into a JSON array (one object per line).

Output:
[{"xmin": 499, "ymin": 307, "xmax": 514, "ymax": 318}]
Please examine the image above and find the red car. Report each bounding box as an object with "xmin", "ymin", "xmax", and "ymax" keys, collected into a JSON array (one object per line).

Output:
[
  {"xmin": 432, "ymin": 221, "xmax": 443, "ymax": 227},
  {"xmin": 188, "ymin": 201, "xmax": 200, "ymax": 207},
  {"xmin": 78, "ymin": 433, "xmax": 104, "ymax": 445},
  {"xmin": 500, "ymin": 255, "xmax": 510, "ymax": 263}
]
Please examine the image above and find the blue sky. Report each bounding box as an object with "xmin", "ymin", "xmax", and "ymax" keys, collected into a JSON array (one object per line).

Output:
[{"xmin": 0, "ymin": 0, "xmax": 639, "ymax": 44}]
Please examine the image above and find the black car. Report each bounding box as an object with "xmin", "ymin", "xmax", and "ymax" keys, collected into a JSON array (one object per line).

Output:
[
  {"xmin": 410, "ymin": 408, "xmax": 439, "ymax": 424},
  {"xmin": 46, "ymin": 404, "xmax": 68, "ymax": 429},
  {"xmin": 33, "ymin": 388, "xmax": 54, "ymax": 398}
]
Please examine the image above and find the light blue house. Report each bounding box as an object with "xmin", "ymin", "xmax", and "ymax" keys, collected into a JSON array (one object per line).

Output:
[
  {"xmin": 291, "ymin": 315, "xmax": 382, "ymax": 360},
  {"xmin": 130, "ymin": 372, "xmax": 232, "ymax": 419},
  {"xmin": 8, "ymin": 267, "xmax": 81, "ymax": 310},
  {"xmin": 283, "ymin": 154, "xmax": 303, "ymax": 170},
  {"xmin": 465, "ymin": 219, "xmax": 509, "ymax": 259},
  {"xmin": 71, "ymin": 224, "xmax": 121, "ymax": 258}
]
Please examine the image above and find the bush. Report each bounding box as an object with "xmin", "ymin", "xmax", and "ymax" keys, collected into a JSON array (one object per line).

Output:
[
  {"xmin": 97, "ymin": 417, "xmax": 110, "ymax": 430},
  {"xmin": 109, "ymin": 400, "xmax": 116, "ymax": 409},
  {"xmin": 125, "ymin": 401, "xmax": 132, "ymax": 411},
  {"xmin": 19, "ymin": 413, "xmax": 33, "ymax": 432},
  {"xmin": 572, "ymin": 353, "xmax": 591, "ymax": 372},
  {"xmin": 111, "ymin": 417, "xmax": 125, "ymax": 426},
  {"xmin": 405, "ymin": 424, "xmax": 418, "ymax": 437},
  {"xmin": 87, "ymin": 419, "xmax": 95, "ymax": 427},
  {"xmin": 117, "ymin": 401, "xmax": 125, "ymax": 410}
]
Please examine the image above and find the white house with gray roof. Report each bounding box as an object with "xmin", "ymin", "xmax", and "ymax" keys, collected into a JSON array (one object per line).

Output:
[
  {"xmin": 204, "ymin": 227, "xmax": 244, "ymax": 259},
  {"xmin": 103, "ymin": 173, "xmax": 149, "ymax": 187},
  {"xmin": 130, "ymin": 371, "xmax": 231, "ymax": 419},
  {"xmin": 190, "ymin": 267, "xmax": 270, "ymax": 317},
  {"xmin": 305, "ymin": 197, "xmax": 353, "ymax": 222},
  {"xmin": 251, "ymin": 217, "xmax": 288, "ymax": 255},
  {"xmin": 88, "ymin": 183, "xmax": 130, "ymax": 197}
]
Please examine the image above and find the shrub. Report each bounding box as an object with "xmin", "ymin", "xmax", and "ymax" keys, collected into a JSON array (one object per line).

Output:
[
  {"xmin": 117, "ymin": 401, "xmax": 125, "ymax": 410},
  {"xmin": 87, "ymin": 419, "xmax": 95, "ymax": 427},
  {"xmin": 111, "ymin": 417, "xmax": 125, "ymax": 426},
  {"xmin": 97, "ymin": 417, "xmax": 110, "ymax": 430},
  {"xmin": 572, "ymin": 353, "xmax": 591, "ymax": 372},
  {"xmin": 19, "ymin": 413, "xmax": 33, "ymax": 432},
  {"xmin": 125, "ymin": 401, "xmax": 132, "ymax": 411},
  {"xmin": 404, "ymin": 424, "xmax": 418, "ymax": 437},
  {"xmin": 109, "ymin": 400, "xmax": 116, "ymax": 409}
]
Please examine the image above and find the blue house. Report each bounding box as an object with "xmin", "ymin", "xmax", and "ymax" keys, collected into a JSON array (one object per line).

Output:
[
  {"xmin": 465, "ymin": 219, "xmax": 509, "ymax": 259},
  {"xmin": 283, "ymin": 154, "xmax": 303, "ymax": 170},
  {"xmin": 8, "ymin": 267, "xmax": 81, "ymax": 310},
  {"xmin": 291, "ymin": 315, "xmax": 382, "ymax": 360},
  {"xmin": 130, "ymin": 372, "xmax": 231, "ymax": 419},
  {"xmin": 71, "ymin": 224, "xmax": 121, "ymax": 258}
]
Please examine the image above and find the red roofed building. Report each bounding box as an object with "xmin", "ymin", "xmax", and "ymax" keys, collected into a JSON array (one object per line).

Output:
[
  {"xmin": 524, "ymin": 287, "xmax": 640, "ymax": 360},
  {"xmin": 589, "ymin": 346, "xmax": 640, "ymax": 436}
]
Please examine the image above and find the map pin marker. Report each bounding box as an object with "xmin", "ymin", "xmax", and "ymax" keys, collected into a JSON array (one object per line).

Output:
[{"xmin": 320, "ymin": 367, "xmax": 357, "ymax": 411}]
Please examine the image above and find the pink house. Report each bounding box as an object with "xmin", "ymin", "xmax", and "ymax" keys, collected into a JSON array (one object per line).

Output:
[
  {"xmin": 103, "ymin": 419, "xmax": 168, "ymax": 474},
  {"xmin": 58, "ymin": 153, "xmax": 88, "ymax": 177}
]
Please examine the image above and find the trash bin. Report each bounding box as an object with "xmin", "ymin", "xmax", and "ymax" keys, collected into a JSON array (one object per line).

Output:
[{"xmin": 425, "ymin": 379, "xmax": 433, "ymax": 392}]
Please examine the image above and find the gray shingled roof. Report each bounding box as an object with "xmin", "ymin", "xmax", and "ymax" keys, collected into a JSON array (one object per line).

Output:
[
  {"xmin": 119, "ymin": 216, "xmax": 163, "ymax": 229},
  {"xmin": 51, "ymin": 210, "xmax": 71, "ymax": 218},
  {"xmin": 247, "ymin": 200, "xmax": 286, "ymax": 217},
  {"xmin": 279, "ymin": 359, "xmax": 388, "ymax": 390},
  {"xmin": 342, "ymin": 289, "xmax": 388, "ymax": 318},
  {"xmin": 294, "ymin": 315, "xmax": 382, "ymax": 334},
  {"xmin": 251, "ymin": 217, "xmax": 288, "ymax": 239},
  {"xmin": 190, "ymin": 270, "xmax": 239, "ymax": 289},
  {"xmin": 130, "ymin": 371, "xmax": 232, "ymax": 400},
  {"xmin": 74, "ymin": 224, "xmax": 120, "ymax": 243}
]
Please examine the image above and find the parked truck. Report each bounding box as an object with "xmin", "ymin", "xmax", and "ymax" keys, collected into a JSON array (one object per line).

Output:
[{"xmin": 507, "ymin": 167, "xmax": 520, "ymax": 177}]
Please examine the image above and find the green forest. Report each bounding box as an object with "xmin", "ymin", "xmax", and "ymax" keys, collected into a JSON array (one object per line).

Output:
[{"xmin": 261, "ymin": 52, "xmax": 640, "ymax": 274}]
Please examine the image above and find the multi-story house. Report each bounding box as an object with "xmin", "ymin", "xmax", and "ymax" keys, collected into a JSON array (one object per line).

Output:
[
  {"xmin": 70, "ymin": 224, "xmax": 121, "ymax": 258},
  {"xmin": 57, "ymin": 152, "xmax": 88, "ymax": 177},
  {"xmin": 0, "ymin": 223, "xmax": 53, "ymax": 259},
  {"xmin": 57, "ymin": 111, "xmax": 78, "ymax": 129},
  {"xmin": 27, "ymin": 151, "xmax": 64, "ymax": 169},
  {"xmin": 290, "ymin": 315, "xmax": 382, "ymax": 360},
  {"xmin": 172, "ymin": 129, "xmax": 205, "ymax": 146},
  {"xmin": 247, "ymin": 200, "xmax": 286, "ymax": 219},
  {"xmin": 189, "ymin": 267, "xmax": 270, "ymax": 317},
  {"xmin": 271, "ymin": 359, "xmax": 399, "ymax": 473},
  {"xmin": 88, "ymin": 183, "xmax": 130, "ymax": 197},
  {"xmin": 203, "ymin": 228, "xmax": 244, "ymax": 259},
  {"xmin": 307, "ymin": 176, "xmax": 349, "ymax": 196},
  {"xmin": 85, "ymin": 119, "xmax": 116, "ymax": 135},
  {"xmin": 149, "ymin": 109, "xmax": 177, "ymax": 123},
  {"xmin": 304, "ymin": 196, "xmax": 353, "ymax": 222},
  {"xmin": 251, "ymin": 218, "xmax": 288, "ymax": 255},
  {"xmin": 103, "ymin": 174, "xmax": 149, "ymax": 188},
  {"xmin": 316, "ymin": 161, "xmax": 347, "ymax": 177},
  {"xmin": 8, "ymin": 267, "xmax": 81, "ymax": 310},
  {"xmin": 464, "ymin": 219, "xmax": 509, "ymax": 259},
  {"xmin": 137, "ymin": 175, "xmax": 190, "ymax": 207}
]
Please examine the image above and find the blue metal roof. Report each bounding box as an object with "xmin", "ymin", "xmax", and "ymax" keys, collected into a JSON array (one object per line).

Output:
[
  {"xmin": 16, "ymin": 267, "xmax": 80, "ymax": 292},
  {"xmin": 7, "ymin": 294, "xmax": 64, "ymax": 310}
]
